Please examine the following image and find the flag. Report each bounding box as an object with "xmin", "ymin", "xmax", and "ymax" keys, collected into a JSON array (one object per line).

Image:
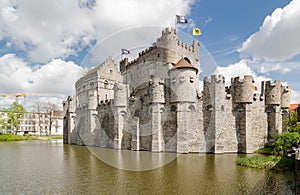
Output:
[
  {"xmin": 176, "ymin": 15, "xmax": 187, "ymax": 24},
  {"xmin": 193, "ymin": 28, "xmax": 202, "ymax": 36},
  {"xmin": 252, "ymin": 85, "xmax": 258, "ymax": 90},
  {"xmin": 121, "ymin": 49, "xmax": 130, "ymax": 55}
]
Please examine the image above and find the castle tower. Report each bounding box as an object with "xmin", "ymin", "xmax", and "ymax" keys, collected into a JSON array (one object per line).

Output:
[
  {"xmin": 265, "ymin": 80, "xmax": 282, "ymax": 144},
  {"xmin": 113, "ymin": 82, "xmax": 128, "ymax": 149},
  {"xmin": 203, "ymin": 75, "xmax": 226, "ymax": 153},
  {"xmin": 232, "ymin": 75, "xmax": 254, "ymax": 153},
  {"xmin": 155, "ymin": 27, "xmax": 200, "ymax": 72},
  {"xmin": 281, "ymin": 86, "xmax": 291, "ymax": 132},
  {"xmin": 63, "ymin": 96, "xmax": 76, "ymax": 144},
  {"xmin": 169, "ymin": 58, "xmax": 198, "ymax": 153},
  {"xmin": 149, "ymin": 77, "xmax": 165, "ymax": 152}
]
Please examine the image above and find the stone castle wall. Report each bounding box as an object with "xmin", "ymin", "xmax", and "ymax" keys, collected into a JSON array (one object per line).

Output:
[{"xmin": 63, "ymin": 27, "xmax": 291, "ymax": 154}]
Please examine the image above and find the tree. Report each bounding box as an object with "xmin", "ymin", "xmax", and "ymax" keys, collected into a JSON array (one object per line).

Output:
[
  {"xmin": 286, "ymin": 112, "xmax": 300, "ymax": 133},
  {"xmin": 0, "ymin": 102, "xmax": 26, "ymax": 133},
  {"xmin": 273, "ymin": 132, "xmax": 300, "ymax": 156}
]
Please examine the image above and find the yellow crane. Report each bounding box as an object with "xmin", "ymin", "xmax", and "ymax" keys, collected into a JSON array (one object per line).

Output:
[{"xmin": 1, "ymin": 93, "xmax": 64, "ymax": 102}]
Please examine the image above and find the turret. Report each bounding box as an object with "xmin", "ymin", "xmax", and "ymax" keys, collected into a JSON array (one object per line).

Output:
[
  {"xmin": 113, "ymin": 82, "xmax": 127, "ymax": 107},
  {"xmin": 119, "ymin": 58, "xmax": 128, "ymax": 74},
  {"xmin": 281, "ymin": 86, "xmax": 290, "ymax": 108},
  {"xmin": 88, "ymin": 90, "xmax": 97, "ymax": 110},
  {"xmin": 232, "ymin": 75, "xmax": 253, "ymax": 104},
  {"xmin": 169, "ymin": 58, "xmax": 198, "ymax": 103},
  {"xmin": 149, "ymin": 77, "xmax": 165, "ymax": 104},
  {"xmin": 265, "ymin": 80, "xmax": 281, "ymax": 105}
]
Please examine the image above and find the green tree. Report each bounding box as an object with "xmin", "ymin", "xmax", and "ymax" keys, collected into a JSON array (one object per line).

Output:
[
  {"xmin": 286, "ymin": 112, "xmax": 300, "ymax": 132},
  {"xmin": 273, "ymin": 132, "xmax": 300, "ymax": 156},
  {"xmin": 0, "ymin": 102, "xmax": 26, "ymax": 133}
]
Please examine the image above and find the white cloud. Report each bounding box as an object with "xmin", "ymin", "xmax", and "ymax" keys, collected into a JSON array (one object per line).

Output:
[
  {"xmin": 291, "ymin": 90, "xmax": 300, "ymax": 104},
  {"xmin": 238, "ymin": 0, "xmax": 300, "ymax": 61},
  {"xmin": 0, "ymin": 54, "xmax": 85, "ymax": 109},
  {"xmin": 213, "ymin": 59, "xmax": 271, "ymax": 91},
  {"xmin": 0, "ymin": 0, "xmax": 194, "ymax": 63},
  {"xmin": 204, "ymin": 16, "xmax": 213, "ymax": 25}
]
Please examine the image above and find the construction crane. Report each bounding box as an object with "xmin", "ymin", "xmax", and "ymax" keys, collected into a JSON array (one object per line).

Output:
[
  {"xmin": 1, "ymin": 93, "xmax": 64, "ymax": 102},
  {"xmin": 1, "ymin": 93, "xmax": 27, "ymax": 102}
]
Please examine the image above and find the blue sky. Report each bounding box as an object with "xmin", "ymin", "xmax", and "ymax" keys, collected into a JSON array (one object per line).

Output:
[
  {"xmin": 0, "ymin": 0, "xmax": 299, "ymax": 109},
  {"xmin": 192, "ymin": 0, "xmax": 291, "ymax": 66}
]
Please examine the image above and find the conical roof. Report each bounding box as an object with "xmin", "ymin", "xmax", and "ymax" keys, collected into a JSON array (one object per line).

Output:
[{"xmin": 171, "ymin": 58, "xmax": 198, "ymax": 74}]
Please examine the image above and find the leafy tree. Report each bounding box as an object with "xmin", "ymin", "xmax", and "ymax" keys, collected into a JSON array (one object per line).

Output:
[
  {"xmin": 0, "ymin": 102, "xmax": 26, "ymax": 132},
  {"xmin": 286, "ymin": 112, "xmax": 300, "ymax": 133},
  {"xmin": 273, "ymin": 132, "xmax": 300, "ymax": 156}
]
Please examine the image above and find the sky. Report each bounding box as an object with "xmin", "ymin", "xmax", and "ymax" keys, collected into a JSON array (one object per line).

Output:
[{"xmin": 0, "ymin": 0, "xmax": 299, "ymax": 110}]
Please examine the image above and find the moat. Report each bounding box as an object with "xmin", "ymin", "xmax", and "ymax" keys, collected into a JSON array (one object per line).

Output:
[{"xmin": 0, "ymin": 140, "xmax": 295, "ymax": 194}]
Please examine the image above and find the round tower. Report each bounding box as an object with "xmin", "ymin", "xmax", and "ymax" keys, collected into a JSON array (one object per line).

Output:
[
  {"xmin": 281, "ymin": 86, "xmax": 290, "ymax": 108},
  {"xmin": 149, "ymin": 77, "xmax": 165, "ymax": 104},
  {"xmin": 232, "ymin": 75, "xmax": 253, "ymax": 104},
  {"xmin": 88, "ymin": 90, "xmax": 97, "ymax": 110},
  {"xmin": 169, "ymin": 58, "xmax": 198, "ymax": 103},
  {"xmin": 113, "ymin": 82, "xmax": 127, "ymax": 107},
  {"xmin": 265, "ymin": 80, "xmax": 281, "ymax": 105}
]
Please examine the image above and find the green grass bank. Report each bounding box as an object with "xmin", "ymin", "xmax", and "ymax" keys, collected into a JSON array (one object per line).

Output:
[{"xmin": 0, "ymin": 133, "xmax": 63, "ymax": 142}]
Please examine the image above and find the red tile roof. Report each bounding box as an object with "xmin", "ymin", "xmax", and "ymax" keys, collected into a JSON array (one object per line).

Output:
[
  {"xmin": 172, "ymin": 58, "xmax": 198, "ymax": 74},
  {"xmin": 290, "ymin": 104, "xmax": 299, "ymax": 112}
]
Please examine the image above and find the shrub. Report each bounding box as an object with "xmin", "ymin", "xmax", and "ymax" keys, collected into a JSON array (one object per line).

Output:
[{"xmin": 272, "ymin": 132, "xmax": 300, "ymax": 156}]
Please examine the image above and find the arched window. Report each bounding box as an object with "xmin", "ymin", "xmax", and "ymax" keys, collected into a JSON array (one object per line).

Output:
[
  {"xmin": 104, "ymin": 80, "xmax": 109, "ymax": 89},
  {"xmin": 184, "ymin": 57, "xmax": 191, "ymax": 64}
]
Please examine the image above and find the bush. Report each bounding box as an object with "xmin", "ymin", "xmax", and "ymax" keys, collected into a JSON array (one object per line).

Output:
[
  {"xmin": 285, "ymin": 112, "xmax": 300, "ymax": 133},
  {"xmin": 272, "ymin": 132, "xmax": 300, "ymax": 156}
]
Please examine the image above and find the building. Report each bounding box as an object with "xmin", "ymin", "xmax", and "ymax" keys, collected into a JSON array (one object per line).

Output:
[
  {"xmin": 290, "ymin": 104, "xmax": 300, "ymax": 122},
  {"xmin": 0, "ymin": 110, "xmax": 63, "ymax": 135},
  {"xmin": 63, "ymin": 27, "xmax": 291, "ymax": 153}
]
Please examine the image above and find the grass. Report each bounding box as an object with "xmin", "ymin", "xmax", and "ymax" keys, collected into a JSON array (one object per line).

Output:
[
  {"xmin": 236, "ymin": 155, "xmax": 295, "ymax": 171},
  {"xmin": 254, "ymin": 146, "xmax": 274, "ymax": 155},
  {"xmin": 0, "ymin": 133, "xmax": 63, "ymax": 142},
  {"xmin": 36, "ymin": 135, "xmax": 63, "ymax": 140},
  {"xmin": 0, "ymin": 133, "xmax": 37, "ymax": 141}
]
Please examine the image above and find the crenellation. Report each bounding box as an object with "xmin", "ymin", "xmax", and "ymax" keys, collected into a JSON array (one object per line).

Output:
[
  {"xmin": 265, "ymin": 80, "xmax": 282, "ymax": 105},
  {"xmin": 281, "ymin": 85, "xmax": 291, "ymax": 108},
  {"xmin": 232, "ymin": 75, "xmax": 253, "ymax": 104},
  {"xmin": 63, "ymin": 27, "xmax": 291, "ymax": 154}
]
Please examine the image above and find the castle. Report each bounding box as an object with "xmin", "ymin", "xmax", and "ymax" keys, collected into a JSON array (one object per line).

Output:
[{"xmin": 63, "ymin": 27, "xmax": 291, "ymax": 153}]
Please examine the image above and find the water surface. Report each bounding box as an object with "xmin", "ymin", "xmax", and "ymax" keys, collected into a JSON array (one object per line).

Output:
[{"xmin": 0, "ymin": 140, "xmax": 295, "ymax": 194}]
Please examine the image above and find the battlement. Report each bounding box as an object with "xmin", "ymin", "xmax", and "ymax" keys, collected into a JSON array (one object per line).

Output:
[
  {"xmin": 281, "ymin": 85, "xmax": 291, "ymax": 108},
  {"xmin": 161, "ymin": 27, "xmax": 177, "ymax": 36},
  {"xmin": 149, "ymin": 77, "xmax": 165, "ymax": 103},
  {"xmin": 232, "ymin": 75, "xmax": 254, "ymax": 104},
  {"xmin": 232, "ymin": 75, "xmax": 253, "ymax": 86},
  {"xmin": 120, "ymin": 27, "xmax": 200, "ymax": 71},
  {"xmin": 204, "ymin": 75, "xmax": 225, "ymax": 84},
  {"xmin": 265, "ymin": 80, "xmax": 281, "ymax": 105}
]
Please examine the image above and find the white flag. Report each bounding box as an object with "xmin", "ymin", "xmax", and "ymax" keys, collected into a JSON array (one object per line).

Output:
[
  {"xmin": 176, "ymin": 15, "xmax": 187, "ymax": 24},
  {"xmin": 121, "ymin": 49, "xmax": 130, "ymax": 55}
]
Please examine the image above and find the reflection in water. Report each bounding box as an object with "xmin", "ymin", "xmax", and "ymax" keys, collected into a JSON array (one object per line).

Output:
[
  {"xmin": 0, "ymin": 140, "xmax": 295, "ymax": 194},
  {"xmin": 88, "ymin": 146, "xmax": 179, "ymax": 171}
]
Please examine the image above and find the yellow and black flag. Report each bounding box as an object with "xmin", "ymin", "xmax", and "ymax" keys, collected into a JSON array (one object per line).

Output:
[{"xmin": 193, "ymin": 28, "xmax": 202, "ymax": 36}]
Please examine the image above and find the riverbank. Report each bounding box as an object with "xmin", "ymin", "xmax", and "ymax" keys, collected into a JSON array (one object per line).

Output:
[
  {"xmin": 0, "ymin": 133, "xmax": 62, "ymax": 142},
  {"xmin": 236, "ymin": 155, "xmax": 294, "ymax": 171}
]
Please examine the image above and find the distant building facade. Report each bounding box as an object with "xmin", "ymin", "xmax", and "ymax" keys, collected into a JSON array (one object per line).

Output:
[
  {"xmin": 0, "ymin": 111, "xmax": 63, "ymax": 135},
  {"xmin": 63, "ymin": 27, "xmax": 291, "ymax": 153}
]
